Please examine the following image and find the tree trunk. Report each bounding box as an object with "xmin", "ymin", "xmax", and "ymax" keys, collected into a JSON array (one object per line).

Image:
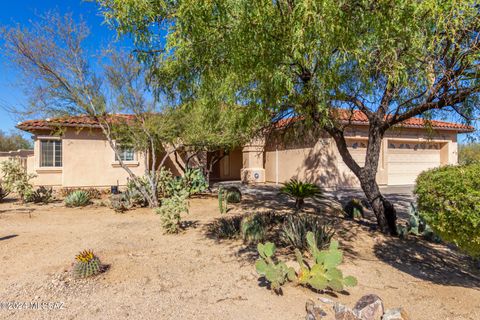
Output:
[
  {"xmin": 325, "ymin": 124, "xmax": 398, "ymax": 235},
  {"xmin": 358, "ymin": 170, "xmax": 397, "ymax": 235}
]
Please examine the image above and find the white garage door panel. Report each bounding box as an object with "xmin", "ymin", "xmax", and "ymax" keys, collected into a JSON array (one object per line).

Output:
[{"xmin": 387, "ymin": 148, "xmax": 441, "ymax": 185}]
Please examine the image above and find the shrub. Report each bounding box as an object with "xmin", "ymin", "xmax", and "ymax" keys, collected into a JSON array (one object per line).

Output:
[
  {"xmin": 73, "ymin": 249, "xmax": 104, "ymax": 278},
  {"xmin": 0, "ymin": 185, "xmax": 10, "ymax": 203},
  {"xmin": 255, "ymin": 242, "xmax": 296, "ymax": 293},
  {"xmin": 295, "ymin": 232, "xmax": 357, "ymax": 292},
  {"xmin": 415, "ymin": 163, "xmax": 480, "ymax": 258},
  {"xmin": 155, "ymin": 190, "xmax": 189, "ymax": 234},
  {"xmin": 65, "ymin": 190, "xmax": 91, "ymax": 207},
  {"xmin": 218, "ymin": 186, "xmax": 242, "ymax": 213},
  {"xmin": 182, "ymin": 168, "xmax": 209, "ymax": 196},
  {"xmin": 60, "ymin": 187, "xmax": 102, "ymax": 199},
  {"xmin": 241, "ymin": 212, "xmax": 280, "ymax": 243},
  {"xmin": 0, "ymin": 159, "xmax": 36, "ymax": 201},
  {"xmin": 109, "ymin": 193, "xmax": 132, "ymax": 213},
  {"xmin": 207, "ymin": 215, "xmax": 243, "ymax": 239},
  {"xmin": 280, "ymin": 179, "xmax": 322, "ymax": 210},
  {"xmin": 25, "ymin": 186, "xmax": 53, "ymax": 204},
  {"xmin": 280, "ymin": 214, "xmax": 335, "ymax": 251},
  {"xmin": 343, "ymin": 198, "xmax": 364, "ymax": 219},
  {"xmin": 397, "ymin": 202, "xmax": 441, "ymax": 242}
]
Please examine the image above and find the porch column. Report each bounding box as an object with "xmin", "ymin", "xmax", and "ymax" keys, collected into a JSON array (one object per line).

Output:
[{"xmin": 241, "ymin": 137, "xmax": 266, "ymax": 183}]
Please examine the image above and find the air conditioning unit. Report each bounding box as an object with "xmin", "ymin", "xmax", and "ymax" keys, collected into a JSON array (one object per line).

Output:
[{"xmin": 251, "ymin": 169, "xmax": 263, "ymax": 182}]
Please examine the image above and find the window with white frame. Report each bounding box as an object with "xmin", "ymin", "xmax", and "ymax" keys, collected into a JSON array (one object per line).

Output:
[
  {"xmin": 40, "ymin": 140, "xmax": 62, "ymax": 167},
  {"xmin": 116, "ymin": 146, "xmax": 135, "ymax": 161}
]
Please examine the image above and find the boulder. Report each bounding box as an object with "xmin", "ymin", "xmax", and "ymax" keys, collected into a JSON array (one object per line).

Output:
[
  {"xmin": 353, "ymin": 294, "xmax": 384, "ymax": 320},
  {"xmin": 382, "ymin": 308, "xmax": 410, "ymax": 320},
  {"xmin": 334, "ymin": 303, "xmax": 361, "ymax": 320}
]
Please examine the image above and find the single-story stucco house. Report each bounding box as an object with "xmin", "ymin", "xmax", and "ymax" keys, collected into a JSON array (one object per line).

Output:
[{"xmin": 10, "ymin": 111, "xmax": 473, "ymax": 189}]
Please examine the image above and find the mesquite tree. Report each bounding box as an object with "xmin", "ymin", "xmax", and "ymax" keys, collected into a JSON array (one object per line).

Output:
[
  {"xmin": 97, "ymin": 0, "xmax": 480, "ymax": 234},
  {"xmin": 0, "ymin": 12, "xmax": 180, "ymax": 207}
]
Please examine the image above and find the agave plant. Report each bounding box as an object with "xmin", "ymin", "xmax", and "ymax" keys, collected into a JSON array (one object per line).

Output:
[
  {"xmin": 64, "ymin": 190, "xmax": 91, "ymax": 207},
  {"xmin": 280, "ymin": 179, "xmax": 322, "ymax": 210},
  {"xmin": 73, "ymin": 249, "xmax": 103, "ymax": 278}
]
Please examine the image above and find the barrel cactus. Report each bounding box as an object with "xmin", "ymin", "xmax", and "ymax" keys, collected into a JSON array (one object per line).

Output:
[{"xmin": 73, "ymin": 249, "xmax": 103, "ymax": 278}]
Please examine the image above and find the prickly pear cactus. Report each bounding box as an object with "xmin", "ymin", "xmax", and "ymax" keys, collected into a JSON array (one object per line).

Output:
[
  {"xmin": 73, "ymin": 250, "xmax": 103, "ymax": 278},
  {"xmin": 255, "ymin": 242, "xmax": 296, "ymax": 293},
  {"xmin": 295, "ymin": 232, "xmax": 357, "ymax": 292}
]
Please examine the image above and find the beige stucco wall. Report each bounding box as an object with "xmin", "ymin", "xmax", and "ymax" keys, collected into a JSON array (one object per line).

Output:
[
  {"xmin": 29, "ymin": 128, "xmax": 147, "ymax": 188},
  {"xmin": 258, "ymin": 126, "xmax": 460, "ymax": 187}
]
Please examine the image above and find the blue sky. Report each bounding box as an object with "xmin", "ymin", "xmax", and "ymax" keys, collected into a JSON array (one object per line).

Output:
[
  {"xmin": 0, "ymin": 1, "xmax": 476, "ymax": 143},
  {"xmin": 0, "ymin": 0, "xmax": 123, "ymax": 136}
]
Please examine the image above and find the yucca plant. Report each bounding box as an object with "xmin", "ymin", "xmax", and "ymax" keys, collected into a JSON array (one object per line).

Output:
[
  {"xmin": 280, "ymin": 179, "xmax": 322, "ymax": 210},
  {"xmin": 64, "ymin": 190, "xmax": 91, "ymax": 207},
  {"xmin": 73, "ymin": 249, "xmax": 103, "ymax": 278}
]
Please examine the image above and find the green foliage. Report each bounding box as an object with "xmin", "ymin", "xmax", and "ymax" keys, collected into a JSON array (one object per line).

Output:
[
  {"xmin": 25, "ymin": 186, "xmax": 53, "ymax": 204},
  {"xmin": 0, "ymin": 130, "xmax": 31, "ymax": 151},
  {"xmin": 255, "ymin": 242, "xmax": 296, "ymax": 293},
  {"xmin": 109, "ymin": 193, "xmax": 132, "ymax": 213},
  {"xmin": 182, "ymin": 168, "xmax": 209, "ymax": 196},
  {"xmin": 225, "ymin": 186, "xmax": 242, "ymax": 203},
  {"xmin": 280, "ymin": 214, "xmax": 335, "ymax": 252},
  {"xmin": 415, "ymin": 164, "xmax": 480, "ymax": 257},
  {"xmin": 280, "ymin": 179, "xmax": 322, "ymax": 210},
  {"xmin": 459, "ymin": 143, "xmax": 480, "ymax": 165},
  {"xmin": 0, "ymin": 185, "xmax": 10, "ymax": 203},
  {"xmin": 64, "ymin": 190, "xmax": 91, "ymax": 207},
  {"xmin": 0, "ymin": 159, "xmax": 36, "ymax": 201},
  {"xmin": 218, "ymin": 186, "xmax": 226, "ymax": 214},
  {"xmin": 155, "ymin": 190, "xmax": 189, "ymax": 234},
  {"xmin": 296, "ymin": 232, "xmax": 357, "ymax": 292},
  {"xmin": 73, "ymin": 249, "xmax": 103, "ymax": 278},
  {"xmin": 397, "ymin": 203, "xmax": 441, "ymax": 242},
  {"xmin": 218, "ymin": 186, "xmax": 242, "ymax": 214},
  {"xmin": 207, "ymin": 215, "xmax": 242, "ymax": 239},
  {"xmin": 240, "ymin": 212, "xmax": 280, "ymax": 244},
  {"xmin": 343, "ymin": 198, "xmax": 364, "ymax": 220}
]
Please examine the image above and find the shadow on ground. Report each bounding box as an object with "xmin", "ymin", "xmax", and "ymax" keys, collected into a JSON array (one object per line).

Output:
[
  {"xmin": 374, "ymin": 237, "xmax": 480, "ymax": 289},
  {"xmin": 0, "ymin": 234, "xmax": 18, "ymax": 241}
]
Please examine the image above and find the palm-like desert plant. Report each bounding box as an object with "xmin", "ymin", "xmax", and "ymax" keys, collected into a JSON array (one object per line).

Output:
[{"xmin": 280, "ymin": 179, "xmax": 322, "ymax": 210}]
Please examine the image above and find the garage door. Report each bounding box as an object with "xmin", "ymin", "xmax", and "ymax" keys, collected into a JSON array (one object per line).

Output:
[{"xmin": 387, "ymin": 141, "xmax": 441, "ymax": 185}]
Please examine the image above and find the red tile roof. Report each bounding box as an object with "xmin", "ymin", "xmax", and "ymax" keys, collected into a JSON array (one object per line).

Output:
[
  {"xmin": 16, "ymin": 110, "xmax": 474, "ymax": 133},
  {"xmin": 275, "ymin": 110, "xmax": 474, "ymax": 132},
  {"xmin": 16, "ymin": 114, "xmax": 136, "ymax": 131}
]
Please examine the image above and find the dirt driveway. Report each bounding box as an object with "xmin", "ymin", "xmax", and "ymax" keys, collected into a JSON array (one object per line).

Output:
[{"xmin": 0, "ymin": 194, "xmax": 479, "ymax": 320}]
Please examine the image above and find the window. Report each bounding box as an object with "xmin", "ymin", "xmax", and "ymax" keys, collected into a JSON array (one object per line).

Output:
[
  {"xmin": 40, "ymin": 140, "xmax": 62, "ymax": 167},
  {"xmin": 116, "ymin": 146, "xmax": 135, "ymax": 161}
]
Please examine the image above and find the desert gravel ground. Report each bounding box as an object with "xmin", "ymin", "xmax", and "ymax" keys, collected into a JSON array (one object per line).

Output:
[{"xmin": 1, "ymin": 194, "xmax": 479, "ymax": 320}]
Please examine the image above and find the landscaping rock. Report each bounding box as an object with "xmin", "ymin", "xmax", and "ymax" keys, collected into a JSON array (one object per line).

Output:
[
  {"xmin": 334, "ymin": 303, "xmax": 361, "ymax": 320},
  {"xmin": 382, "ymin": 308, "xmax": 410, "ymax": 320},
  {"xmin": 306, "ymin": 299, "xmax": 327, "ymax": 320},
  {"xmin": 353, "ymin": 294, "xmax": 384, "ymax": 320}
]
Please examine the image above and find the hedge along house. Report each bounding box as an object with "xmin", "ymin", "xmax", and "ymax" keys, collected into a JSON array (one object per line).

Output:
[{"xmin": 16, "ymin": 111, "xmax": 473, "ymax": 188}]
